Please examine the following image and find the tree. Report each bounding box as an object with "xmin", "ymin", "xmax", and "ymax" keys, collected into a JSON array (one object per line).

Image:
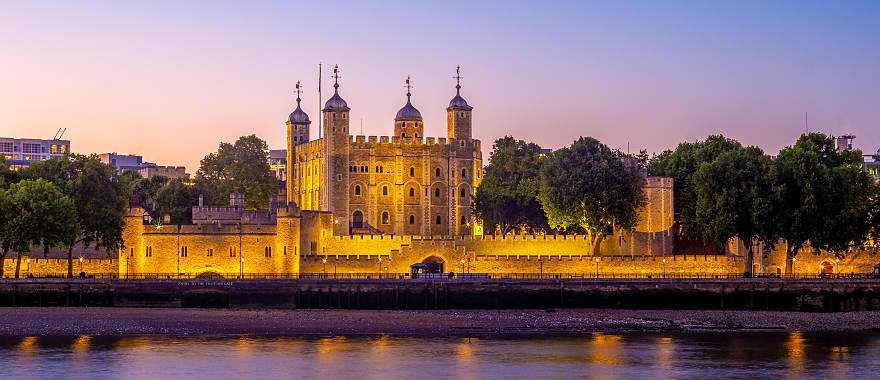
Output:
[
  {"xmin": 693, "ymin": 146, "xmax": 775, "ymax": 276},
  {"xmin": 771, "ymin": 133, "xmax": 874, "ymax": 273},
  {"xmin": 127, "ymin": 173, "xmax": 170, "ymax": 221},
  {"xmin": 539, "ymin": 137, "xmax": 646, "ymax": 253},
  {"xmin": 869, "ymin": 186, "xmax": 880, "ymax": 253},
  {"xmin": 0, "ymin": 189, "xmax": 12, "ymax": 277},
  {"xmin": 473, "ymin": 136, "xmax": 549, "ymax": 234},
  {"xmin": 156, "ymin": 178, "xmax": 198, "ymax": 225},
  {"xmin": 648, "ymin": 135, "xmax": 742, "ymax": 239},
  {"xmin": 0, "ymin": 156, "xmax": 16, "ymax": 189},
  {"xmin": 195, "ymin": 135, "xmax": 276, "ymax": 209},
  {"xmin": 21, "ymin": 155, "xmax": 127, "ymax": 277},
  {"xmin": 3, "ymin": 179, "xmax": 77, "ymax": 278}
]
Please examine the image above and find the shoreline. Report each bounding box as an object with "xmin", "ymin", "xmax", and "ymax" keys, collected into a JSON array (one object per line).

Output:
[{"xmin": 0, "ymin": 308, "xmax": 878, "ymax": 337}]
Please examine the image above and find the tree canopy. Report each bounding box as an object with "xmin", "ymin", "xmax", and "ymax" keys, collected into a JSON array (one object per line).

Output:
[
  {"xmin": 0, "ymin": 156, "xmax": 16, "ymax": 189},
  {"xmin": 20, "ymin": 155, "xmax": 127, "ymax": 277},
  {"xmin": 195, "ymin": 134, "xmax": 277, "ymax": 209},
  {"xmin": 473, "ymin": 136, "xmax": 549, "ymax": 234},
  {"xmin": 693, "ymin": 146, "xmax": 775, "ymax": 275},
  {"xmin": 2, "ymin": 179, "xmax": 77, "ymax": 278},
  {"xmin": 648, "ymin": 135, "xmax": 742, "ymax": 239},
  {"xmin": 539, "ymin": 137, "xmax": 645, "ymax": 252}
]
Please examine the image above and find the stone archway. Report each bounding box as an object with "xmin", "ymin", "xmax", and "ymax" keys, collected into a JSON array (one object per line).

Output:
[
  {"xmin": 195, "ymin": 270, "xmax": 224, "ymax": 279},
  {"xmin": 352, "ymin": 210, "xmax": 364, "ymax": 229},
  {"xmin": 412, "ymin": 256, "xmax": 444, "ymax": 274},
  {"xmin": 820, "ymin": 261, "xmax": 834, "ymax": 275}
]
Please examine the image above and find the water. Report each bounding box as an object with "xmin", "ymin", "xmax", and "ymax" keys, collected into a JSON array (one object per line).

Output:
[{"xmin": 3, "ymin": 332, "xmax": 879, "ymax": 379}]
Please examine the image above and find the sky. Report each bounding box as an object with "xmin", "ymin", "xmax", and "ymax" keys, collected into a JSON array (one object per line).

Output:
[{"xmin": 1, "ymin": 0, "xmax": 879, "ymax": 171}]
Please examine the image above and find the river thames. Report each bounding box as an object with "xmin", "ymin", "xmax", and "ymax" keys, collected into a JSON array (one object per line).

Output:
[{"xmin": 3, "ymin": 332, "xmax": 879, "ymax": 379}]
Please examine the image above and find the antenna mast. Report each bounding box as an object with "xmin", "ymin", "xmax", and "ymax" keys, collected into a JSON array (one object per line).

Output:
[{"xmin": 318, "ymin": 62, "xmax": 323, "ymax": 139}]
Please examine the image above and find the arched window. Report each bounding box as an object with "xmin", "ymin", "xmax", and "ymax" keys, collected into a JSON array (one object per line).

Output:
[
  {"xmin": 409, "ymin": 187, "xmax": 415, "ymax": 197},
  {"xmin": 352, "ymin": 210, "xmax": 364, "ymax": 228},
  {"xmin": 434, "ymin": 188, "xmax": 440, "ymax": 197},
  {"xmin": 460, "ymin": 187, "xmax": 466, "ymax": 198},
  {"xmin": 409, "ymin": 167, "xmax": 415, "ymax": 177},
  {"xmin": 435, "ymin": 167, "xmax": 441, "ymax": 177},
  {"xmin": 354, "ymin": 185, "xmax": 361, "ymax": 196},
  {"xmin": 381, "ymin": 212, "xmax": 390, "ymax": 224},
  {"xmin": 382, "ymin": 186, "xmax": 389, "ymax": 196},
  {"xmin": 435, "ymin": 215, "xmax": 442, "ymax": 225},
  {"xmin": 461, "ymin": 168, "xmax": 467, "ymax": 178},
  {"xmin": 461, "ymin": 215, "xmax": 467, "ymax": 225},
  {"xmin": 409, "ymin": 215, "xmax": 415, "ymax": 224}
]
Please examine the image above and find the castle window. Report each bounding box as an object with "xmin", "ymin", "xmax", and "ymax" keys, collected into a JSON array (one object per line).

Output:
[
  {"xmin": 436, "ymin": 215, "xmax": 442, "ymax": 225},
  {"xmin": 230, "ymin": 247, "xmax": 236, "ymax": 257},
  {"xmin": 460, "ymin": 187, "xmax": 467, "ymax": 198},
  {"xmin": 283, "ymin": 246, "xmax": 287, "ymax": 256},
  {"xmin": 382, "ymin": 186, "xmax": 388, "ymax": 196},
  {"xmin": 461, "ymin": 168, "xmax": 467, "ymax": 178},
  {"xmin": 337, "ymin": 174, "xmax": 342, "ymax": 181},
  {"xmin": 435, "ymin": 168, "xmax": 441, "ymax": 177},
  {"xmin": 207, "ymin": 249, "xmax": 213, "ymax": 257},
  {"xmin": 310, "ymin": 241, "xmax": 317, "ymax": 253},
  {"xmin": 180, "ymin": 246, "xmax": 188, "ymax": 257},
  {"xmin": 264, "ymin": 247, "xmax": 272, "ymax": 257},
  {"xmin": 354, "ymin": 185, "xmax": 361, "ymax": 196},
  {"xmin": 459, "ymin": 140, "xmax": 465, "ymax": 147},
  {"xmin": 461, "ymin": 215, "xmax": 467, "ymax": 225},
  {"xmin": 381, "ymin": 212, "xmax": 390, "ymax": 225},
  {"xmin": 130, "ymin": 248, "xmax": 134, "ymax": 257},
  {"xmin": 145, "ymin": 246, "xmax": 152, "ymax": 257},
  {"xmin": 434, "ymin": 188, "xmax": 440, "ymax": 198},
  {"xmin": 409, "ymin": 215, "xmax": 415, "ymax": 224},
  {"xmin": 409, "ymin": 187, "xmax": 415, "ymax": 197},
  {"xmin": 409, "ymin": 167, "xmax": 415, "ymax": 177}
]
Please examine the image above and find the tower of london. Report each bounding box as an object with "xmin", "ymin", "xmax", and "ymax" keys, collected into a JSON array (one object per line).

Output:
[{"xmin": 285, "ymin": 66, "xmax": 482, "ymax": 237}]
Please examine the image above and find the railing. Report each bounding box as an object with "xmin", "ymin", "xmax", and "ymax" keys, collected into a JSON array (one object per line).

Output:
[{"xmin": 2, "ymin": 271, "xmax": 878, "ymax": 281}]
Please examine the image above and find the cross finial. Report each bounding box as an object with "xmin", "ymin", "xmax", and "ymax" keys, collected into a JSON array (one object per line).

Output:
[
  {"xmin": 332, "ymin": 65, "xmax": 340, "ymax": 93},
  {"xmin": 404, "ymin": 76, "xmax": 412, "ymax": 100},
  {"xmin": 294, "ymin": 81, "xmax": 302, "ymax": 104},
  {"xmin": 453, "ymin": 66, "xmax": 463, "ymax": 95}
]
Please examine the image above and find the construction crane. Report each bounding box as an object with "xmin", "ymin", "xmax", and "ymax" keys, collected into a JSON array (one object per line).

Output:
[{"xmin": 52, "ymin": 128, "xmax": 66, "ymax": 141}]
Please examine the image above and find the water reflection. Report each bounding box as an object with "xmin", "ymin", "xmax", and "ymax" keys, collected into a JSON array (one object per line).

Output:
[{"xmin": 0, "ymin": 333, "xmax": 876, "ymax": 379}]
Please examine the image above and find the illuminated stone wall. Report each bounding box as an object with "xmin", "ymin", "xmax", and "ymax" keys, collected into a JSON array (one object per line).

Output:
[{"xmin": 2, "ymin": 257, "xmax": 118, "ymax": 278}]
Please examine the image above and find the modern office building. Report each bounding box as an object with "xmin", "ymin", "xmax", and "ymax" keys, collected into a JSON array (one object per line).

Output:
[{"xmin": 0, "ymin": 137, "xmax": 70, "ymax": 168}]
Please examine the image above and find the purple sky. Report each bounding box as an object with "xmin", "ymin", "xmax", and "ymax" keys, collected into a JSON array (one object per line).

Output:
[{"xmin": 1, "ymin": 1, "xmax": 878, "ymax": 171}]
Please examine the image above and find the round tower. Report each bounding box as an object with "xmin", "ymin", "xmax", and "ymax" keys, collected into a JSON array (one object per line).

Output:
[
  {"xmin": 286, "ymin": 81, "xmax": 311, "ymax": 206},
  {"xmin": 322, "ymin": 65, "xmax": 351, "ymax": 235},
  {"xmin": 447, "ymin": 66, "xmax": 473, "ymax": 141},
  {"xmin": 394, "ymin": 76, "xmax": 424, "ymax": 139}
]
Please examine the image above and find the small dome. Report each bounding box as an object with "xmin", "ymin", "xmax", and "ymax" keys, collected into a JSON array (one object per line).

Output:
[
  {"xmin": 395, "ymin": 99, "xmax": 422, "ymax": 121},
  {"xmin": 288, "ymin": 103, "xmax": 311, "ymax": 124},
  {"xmin": 448, "ymin": 94, "xmax": 473, "ymax": 111},
  {"xmin": 323, "ymin": 92, "xmax": 350, "ymax": 112}
]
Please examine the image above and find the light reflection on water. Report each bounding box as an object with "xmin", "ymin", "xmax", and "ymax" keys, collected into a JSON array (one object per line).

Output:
[{"xmin": 2, "ymin": 332, "xmax": 879, "ymax": 379}]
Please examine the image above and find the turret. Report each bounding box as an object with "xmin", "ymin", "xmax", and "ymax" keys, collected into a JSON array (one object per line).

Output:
[
  {"xmin": 447, "ymin": 66, "xmax": 473, "ymax": 140},
  {"xmin": 322, "ymin": 65, "xmax": 351, "ymax": 235},
  {"xmin": 394, "ymin": 76, "xmax": 424, "ymax": 139},
  {"xmin": 286, "ymin": 81, "xmax": 311, "ymax": 206}
]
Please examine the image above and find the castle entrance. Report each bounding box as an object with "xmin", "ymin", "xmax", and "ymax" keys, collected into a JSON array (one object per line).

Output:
[
  {"xmin": 411, "ymin": 256, "xmax": 444, "ymax": 274},
  {"xmin": 821, "ymin": 261, "xmax": 834, "ymax": 275},
  {"xmin": 352, "ymin": 210, "xmax": 364, "ymax": 229}
]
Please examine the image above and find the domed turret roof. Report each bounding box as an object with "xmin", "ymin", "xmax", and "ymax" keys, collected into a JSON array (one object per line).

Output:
[
  {"xmin": 288, "ymin": 103, "xmax": 310, "ymax": 124},
  {"xmin": 395, "ymin": 98, "xmax": 422, "ymax": 121},
  {"xmin": 323, "ymin": 92, "xmax": 350, "ymax": 112},
  {"xmin": 447, "ymin": 66, "xmax": 473, "ymax": 111},
  {"xmin": 288, "ymin": 81, "xmax": 311, "ymax": 124}
]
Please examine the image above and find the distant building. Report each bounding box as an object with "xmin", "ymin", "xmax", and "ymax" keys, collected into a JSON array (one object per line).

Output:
[
  {"xmin": 269, "ymin": 149, "xmax": 286, "ymax": 180},
  {"xmin": 865, "ymin": 149, "xmax": 880, "ymax": 182},
  {"xmin": 835, "ymin": 134, "xmax": 856, "ymax": 151},
  {"xmin": 0, "ymin": 137, "xmax": 70, "ymax": 168},
  {"xmin": 98, "ymin": 153, "xmax": 187, "ymax": 179}
]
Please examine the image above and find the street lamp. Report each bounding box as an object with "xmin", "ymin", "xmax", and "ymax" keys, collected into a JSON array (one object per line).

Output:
[
  {"xmin": 322, "ymin": 258, "xmax": 327, "ymax": 277},
  {"xmin": 835, "ymin": 258, "xmax": 840, "ymax": 275},
  {"xmin": 460, "ymin": 259, "xmax": 466, "ymax": 275},
  {"xmin": 25, "ymin": 258, "xmax": 30, "ymax": 278},
  {"xmin": 595, "ymin": 257, "xmax": 600, "ymax": 278},
  {"xmin": 378, "ymin": 257, "xmax": 383, "ymax": 277},
  {"xmin": 791, "ymin": 257, "xmax": 796, "ymax": 277},
  {"xmin": 661, "ymin": 258, "xmax": 667, "ymax": 278},
  {"xmin": 79, "ymin": 256, "xmax": 84, "ymax": 277},
  {"xmin": 240, "ymin": 257, "xmax": 244, "ymax": 278}
]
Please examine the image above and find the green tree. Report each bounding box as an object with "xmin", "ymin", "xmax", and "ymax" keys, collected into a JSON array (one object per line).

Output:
[
  {"xmin": 0, "ymin": 156, "xmax": 17, "ymax": 189},
  {"xmin": 22, "ymin": 155, "xmax": 127, "ymax": 277},
  {"xmin": 771, "ymin": 133, "xmax": 874, "ymax": 273},
  {"xmin": 869, "ymin": 186, "xmax": 880, "ymax": 253},
  {"xmin": 473, "ymin": 136, "xmax": 549, "ymax": 234},
  {"xmin": 0, "ymin": 189, "xmax": 12, "ymax": 277},
  {"xmin": 3, "ymin": 179, "xmax": 77, "ymax": 278},
  {"xmin": 195, "ymin": 135, "xmax": 276, "ymax": 209},
  {"xmin": 648, "ymin": 135, "xmax": 742, "ymax": 238},
  {"xmin": 539, "ymin": 137, "xmax": 645, "ymax": 253},
  {"xmin": 128, "ymin": 173, "xmax": 170, "ymax": 220},
  {"xmin": 693, "ymin": 146, "xmax": 775, "ymax": 276},
  {"xmin": 156, "ymin": 178, "xmax": 198, "ymax": 225}
]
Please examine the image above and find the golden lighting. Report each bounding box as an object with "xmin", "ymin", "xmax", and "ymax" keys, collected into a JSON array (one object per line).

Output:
[
  {"xmin": 456, "ymin": 338, "xmax": 478, "ymax": 364},
  {"xmin": 785, "ymin": 331, "xmax": 805, "ymax": 373},
  {"xmin": 73, "ymin": 335, "xmax": 92, "ymax": 353},
  {"xmin": 18, "ymin": 336, "xmax": 38, "ymax": 356},
  {"xmin": 656, "ymin": 336, "xmax": 675, "ymax": 369},
  {"xmin": 588, "ymin": 333, "xmax": 623, "ymax": 365}
]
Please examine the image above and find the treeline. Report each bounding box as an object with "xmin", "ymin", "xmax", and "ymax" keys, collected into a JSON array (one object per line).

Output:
[
  {"xmin": 474, "ymin": 134, "xmax": 880, "ymax": 273},
  {"xmin": 0, "ymin": 134, "xmax": 278, "ymax": 278}
]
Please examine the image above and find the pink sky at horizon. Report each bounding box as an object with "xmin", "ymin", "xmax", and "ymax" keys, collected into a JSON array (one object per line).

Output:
[{"xmin": 1, "ymin": 1, "xmax": 878, "ymax": 172}]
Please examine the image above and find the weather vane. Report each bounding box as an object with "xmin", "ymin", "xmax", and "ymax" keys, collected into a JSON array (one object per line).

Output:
[
  {"xmin": 454, "ymin": 66, "xmax": 463, "ymax": 93},
  {"xmin": 294, "ymin": 81, "xmax": 302, "ymax": 102},
  {"xmin": 404, "ymin": 76, "xmax": 412, "ymax": 97}
]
